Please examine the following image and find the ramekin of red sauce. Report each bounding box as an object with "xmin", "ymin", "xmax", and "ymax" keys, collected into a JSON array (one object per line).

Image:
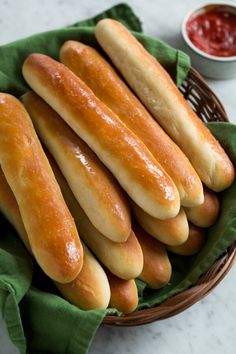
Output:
[{"xmin": 181, "ymin": 4, "xmax": 236, "ymax": 79}]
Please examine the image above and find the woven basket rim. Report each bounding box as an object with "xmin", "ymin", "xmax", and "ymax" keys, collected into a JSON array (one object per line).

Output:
[
  {"xmin": 188, "ymin": 68, "xmax": 229, "ymax": 121},
  {"xmin": 102, "ymin": 67, "xmax": 235, "ymax": 326},
  {"xmin": 104, "ymin": 243, "xmax": 236, "ymax": 326}
]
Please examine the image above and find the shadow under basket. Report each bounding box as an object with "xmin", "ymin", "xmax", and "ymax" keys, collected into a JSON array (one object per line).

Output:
[{"xmin": 103, "ymin": 67, "xmax": 236, "ymax": 326}]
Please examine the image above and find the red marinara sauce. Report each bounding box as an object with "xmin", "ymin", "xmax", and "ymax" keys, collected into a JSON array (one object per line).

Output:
[{"xmin": 186, "ymin": 9, "xmax": 236, "ymax": 57}]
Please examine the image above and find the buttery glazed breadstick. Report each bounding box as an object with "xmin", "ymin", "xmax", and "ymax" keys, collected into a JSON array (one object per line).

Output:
[
  {"xmin": 60, "ymin": 40, "xmax": 203, "ymax": 207},
  {"xmin": 48, "ymin": 154, "xmax": 144, "ymax": 280},
  {"xmin": 106, "ymin": 270, "xmax": 138, "ymax": 314},
  {"xmin": 132, "ymin": 203, "xmax": 189, "ymax": 246},
  {"xmin": 167, "ymin": 224, "xmax": 205, "ymax": 256},
  {"xmin": 0, "ymin": 167, "xmax": 110, "ymax": 310},
  {"xmin": 95, "ymin": 19, "xmax": 235, "ymax": 192},
  {"xmin": 184, "ymin": 187, "xmax": 220, "ymax": 227},
  {"xmin": 22, "ymin": 54, "xmax": 180, "ymax": 220},
  {"xmin": 22, "ymin": 91, "xmax": 131, "ymax": 243},
  {"xmin": 0, "ymin": 93, "xmax": 83, "ymax": 283},
  {"xmin": 133, "ymin": 224, "xmax": 171, "ymax": 289}
]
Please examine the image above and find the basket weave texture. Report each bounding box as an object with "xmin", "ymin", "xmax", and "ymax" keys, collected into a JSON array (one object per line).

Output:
[{"xmin": 103, "ymin": 67, "xmax": 236, "ymax": 326}]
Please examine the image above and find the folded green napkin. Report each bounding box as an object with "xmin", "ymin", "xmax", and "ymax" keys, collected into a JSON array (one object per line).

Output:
[{"xmin": 0, "ymin": 3, "xmax": 235, "ymax": 354}]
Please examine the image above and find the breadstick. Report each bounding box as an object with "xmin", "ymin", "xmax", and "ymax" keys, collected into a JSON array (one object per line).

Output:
[
  {"xmin": 22, "ymin": 91, "xmax": 131, "ymax": 243},
  {"xmin": 132, "ymin": 203, "xmax": 189, "ymax": 246},
  {"xmin": 95, "ymin": 19, "xmax": 235, "ymax": 192},
  {"xmin": 106, "ymin": 270, "xmax": 138, "ymax": 314},
  {"xmin": 60, "ymin": 40, "xmax": 203, "ymax": 207},
  {"xmin": 133, "ymin": 224, "xmax": 171, "ymax": 289},
  {"xmin": 0, "ymin": 93, "xmax": 83, "ymax": 283},
  {"xmin": 22, "ymin": 53, "xmax": 180, "ymax": 220},
  {"xmin": 73, "ymin": 217, "xmax": 143, "ymax": 281}
]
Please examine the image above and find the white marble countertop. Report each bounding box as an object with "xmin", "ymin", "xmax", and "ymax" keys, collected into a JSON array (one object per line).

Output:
[{"xmin": 0, "ymin": 1, "xmax": 236, "ymax": 353}]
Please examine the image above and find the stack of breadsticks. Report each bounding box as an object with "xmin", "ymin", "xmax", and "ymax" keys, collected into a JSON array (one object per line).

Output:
[{"xmin": 0, "ymin": 19, "xmax": 234, "ymax": 314}]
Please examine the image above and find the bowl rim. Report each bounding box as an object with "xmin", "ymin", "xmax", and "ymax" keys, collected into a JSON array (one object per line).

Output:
[{"xmin": 181, "ymin": 2, "xmax": 236, "ymax": 62}]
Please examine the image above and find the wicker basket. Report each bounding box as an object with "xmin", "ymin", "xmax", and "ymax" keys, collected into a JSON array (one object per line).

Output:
[{"xmin": 103, "ymin": 67, "xmax": 236, "ymax": 326}]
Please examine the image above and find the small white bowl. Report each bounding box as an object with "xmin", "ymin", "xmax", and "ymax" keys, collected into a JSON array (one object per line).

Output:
[{"xmin": 181, "ymin": 3, "xmax": 236, "ymax": 79}]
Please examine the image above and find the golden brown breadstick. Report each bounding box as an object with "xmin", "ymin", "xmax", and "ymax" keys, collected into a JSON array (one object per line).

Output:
[
  {"xmin": 106, "ymin": 270, "xmax": 138, "ymax": 314},
  {"xmin": 132, "ymin": 203, "xmax": 189, "ymax": 246},
  {"xmin": 0, "ymin": 93, "xmax": 83, "ymax": 283},
  {"xmin": 167, "ymin": 223, "xmax": 205, "ymax": 256},
  {"xmin": 60, "ymin": 40, "xmax": 203, "ymax": 207},
  {"xmin": 22, "ymin": 91, "xmax": 131, "ymax": 243},
  {"xmin": 0, "ymin": 166, "xmax": 110, "ymax": 310},
  {"xmin": 48, "ymin": 154, "xmax": 144, "ymax": 280},
  {"xmin": 133, "ymin": 224, "xmax": 172, "ymax": 289},
  {"xmin": 22, "ymin": 53, "xmax": 180, "ymax": 220},
  {"xmin": 95, "ymin": 19, "xmax": 235, "ymax": 192},
  {"xmin": 184, "ymin": 187, "xmax": 220, "ymax": 227}
]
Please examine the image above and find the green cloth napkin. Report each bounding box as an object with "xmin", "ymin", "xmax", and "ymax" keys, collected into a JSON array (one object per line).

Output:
[
  {"xmin": 0, "ymin": 3, "xmax": 235, "ymax": 354},
  {"xmin": 0, "ymin": 4, "xmax": 190, "ymax": 97}
]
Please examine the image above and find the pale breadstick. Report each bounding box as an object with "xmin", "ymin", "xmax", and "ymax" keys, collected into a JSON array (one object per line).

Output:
[
  {"xmin": 0, "ymin": 93, "xmax": 83, "ymax": 283},
  {"xmin": 22, "ymin": 91, "xmax": 131, "ymax": 243},
  {"xmin": 60, "ymin": 40, "xmax": 203, "ymax": 207},
  {"xmin": 132, "ymin": 203, "xmax": 189, "ymax": 246},
  {"xmin": 95, "ymin": 19, "xmax": 235, "ymax": 192},
  {"xmin": 22, "ymin": 53, "xmax": 180, "ymax": 220}
]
